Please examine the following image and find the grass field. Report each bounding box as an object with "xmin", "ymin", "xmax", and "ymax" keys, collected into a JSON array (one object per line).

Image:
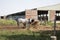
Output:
[
  {"xmin": 0, "ymin": 19, "xmax": 60, "ymax": 40},
  {"xmin": 0, "ymin": 27, "xmax": 59, "ymax": 40},
  {"xmin": 0, "ymin": 29, "xmax": 51, "ymax": 40}
]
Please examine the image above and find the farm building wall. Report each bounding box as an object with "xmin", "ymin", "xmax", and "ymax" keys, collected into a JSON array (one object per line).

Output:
[
  {"xmin": 25, "ymin": 9, "xmax": 38, "ymax": 20},
  {"xmin": 37, "ymin": 10, "xmax": 56, "ymax": 21},
  {"xmin": 48, "ymin": 10, "xmax": 56, "ymax": 21}
]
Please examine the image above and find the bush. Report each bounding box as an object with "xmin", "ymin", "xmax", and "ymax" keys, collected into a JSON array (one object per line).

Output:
[{"xmin": 0, "ymin": 19, "xmax": 17, "ymax": 26}]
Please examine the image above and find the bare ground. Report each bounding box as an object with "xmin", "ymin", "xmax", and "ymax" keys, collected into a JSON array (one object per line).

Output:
[{"xmin": 0, "ymin": 25, "xmax": 60, "ymax": 32}]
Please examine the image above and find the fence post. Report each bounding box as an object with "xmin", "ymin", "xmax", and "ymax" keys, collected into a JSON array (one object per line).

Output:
[{"xmin": 51, "ymin": 15, "xmax": 57, "ymax": 40}]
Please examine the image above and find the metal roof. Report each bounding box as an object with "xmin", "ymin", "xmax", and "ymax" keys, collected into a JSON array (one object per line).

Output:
[{"xmin": 37, "ymin": 4, "xmax": 60, "ymax": 10}]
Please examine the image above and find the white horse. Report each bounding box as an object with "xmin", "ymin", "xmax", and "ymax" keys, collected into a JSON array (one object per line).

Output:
[
  {"xmin": 18, "ymin": 18, "xmax": 28, "ymax": 23},
  {"xmin": 18, "ymin": 18, "xmax": 35, "ymax": 24}
]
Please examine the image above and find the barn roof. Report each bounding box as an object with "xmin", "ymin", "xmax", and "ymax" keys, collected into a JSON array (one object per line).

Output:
[{"xmin": 37, "ymin": 4, "xmax": 60, "ymax": 10}]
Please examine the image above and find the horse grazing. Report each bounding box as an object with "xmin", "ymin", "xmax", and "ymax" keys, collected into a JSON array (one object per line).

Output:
[{"xmin": 15, "ymin": 18, "xmax": 38, "ymax": 28}]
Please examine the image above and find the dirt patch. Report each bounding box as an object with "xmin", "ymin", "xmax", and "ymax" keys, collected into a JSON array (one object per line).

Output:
[{"xmin": 0, "ymin": 25, "xmax": 60, "ymax": 31}]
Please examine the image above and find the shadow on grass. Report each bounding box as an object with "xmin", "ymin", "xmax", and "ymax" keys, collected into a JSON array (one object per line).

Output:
[
  {"xmin": 0, "ymin": 34, "xmax": 50, "ymax": 40},
  {"xmin": 0, "ymin": 30, "xmax": 60, "ymax": 40},
  {"xmin": 0, "ymin": 32, "xmax": 50, "ymax": 40}
]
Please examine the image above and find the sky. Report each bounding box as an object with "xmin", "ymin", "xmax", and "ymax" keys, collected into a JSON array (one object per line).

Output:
[{"xmin": 0, "ymin": 0, "xmax": 60, "ymax": 16}]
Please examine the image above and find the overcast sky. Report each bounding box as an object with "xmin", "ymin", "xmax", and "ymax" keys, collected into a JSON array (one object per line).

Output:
[{"xmin": 0, "ymin": 0, "xmax": 60, "ymax": 16}]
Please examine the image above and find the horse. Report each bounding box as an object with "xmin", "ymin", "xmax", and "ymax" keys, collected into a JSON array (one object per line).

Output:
[{"xmin": 18, "ymin": 18, "xmax": 28, "ymax": 23}]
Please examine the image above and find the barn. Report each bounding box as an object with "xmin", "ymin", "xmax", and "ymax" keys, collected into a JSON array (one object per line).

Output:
[
  {"xmin": 6, "ymin": 11, "xmax": 25, "ymax": 20},
  {"xmin": 25, "ymin": 4, "xmax": 60, "ymax": 22},
  {"xmin": 2, "ymin": 4, "xmax": 60, "ymax": 22}
]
